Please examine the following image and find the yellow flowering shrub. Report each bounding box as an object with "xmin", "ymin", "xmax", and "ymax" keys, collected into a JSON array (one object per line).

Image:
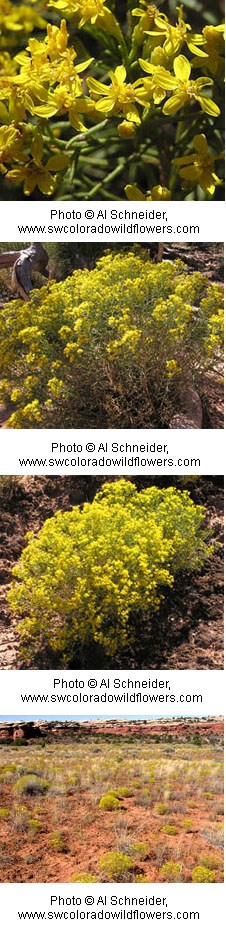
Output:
[
  {"xmin": 0, "ymin": 2, "xmax": 224, "ymax": 199},
  {"xmin": 0, "ymin": 250, "xmax": 223, "ymax": 429},
  {"xmin": 8, "ymin": 479, "xmax": 211, "ymax": 666}
]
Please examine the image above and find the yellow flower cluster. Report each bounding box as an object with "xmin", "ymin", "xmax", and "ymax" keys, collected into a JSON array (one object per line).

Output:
[
  {"xmin": 0, "ymin": 1, "xmax": 224, "ymax": 198},
  {"xmin": 8, "ymin": 479, "xmax": 210, "ymax": 664},
  {"xmin": 0, "ymin": 250, "xmax": 223, "ymax": 429}
]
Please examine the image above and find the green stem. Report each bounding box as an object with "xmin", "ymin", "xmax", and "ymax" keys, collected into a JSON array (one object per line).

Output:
[
  {"xmin": 86, "ymin": 160, "xmax": 126, "ymax": 198},
  {"xmin": 65, "ymin": 120, "xmax": 108, "ymax": 150}
]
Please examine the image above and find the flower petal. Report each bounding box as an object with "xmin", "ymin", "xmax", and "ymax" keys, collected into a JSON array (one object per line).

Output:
[
  {"xmin": 173, "ymin": 55, "xmax": 191, "ymax": 82},
  {"xmin": 193, "ymin": 133, "xmax": 208, "ymax": 155},
  {"xmin": 197, "ymin": 96, "xmax": 220, "ymax": 116},
  {"xmin": 163, "ymin": 93, "xmax": 184, "ymax": 115}
]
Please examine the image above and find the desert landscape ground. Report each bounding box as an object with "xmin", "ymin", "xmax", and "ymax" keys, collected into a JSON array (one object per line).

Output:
[
  {"xmin": 0, "ymin": 475, "xmax": 223, "ymax": 671},
  {"xmin": 0, "ymin": 718, "xmax": 223, "ymax": 884}
]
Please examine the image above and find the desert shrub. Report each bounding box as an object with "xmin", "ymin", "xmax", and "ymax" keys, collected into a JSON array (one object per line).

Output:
[
  {"xmin": 191, "ymin": 865, "xmax": 215, "ymax": 882},
  {"xmin": 160, "ymin": 861, "xmax": 181, "ymax": 882},
  {"xmin": 162, "ymin": 824, "xmax": 178, "ymax": 835},
  {"xmin": 8, "ymin": 479, "xmax": 211, "ymax": 666},
  {"xmin": 99, "ymin": 794, "xmax": 121, "ymax": 810},
  {"xmin": 0, "ymin": 808, "xmax": 9, "ymax": 819},
  {"xmin": 70, "ymin": 873, "xmax": 98, "ymax": 883},
  {"xmin": 99, "ymin": 851, "xmax": 134, "ymax": 881},
  {"xmin": 108, "ymin": 787, "xmax": 132, "ymax": 798},
  {"xmin": 128, "ymin": 842, "xmax": 149, "ymax": 859},
  {"xmin": 13, "ymin": 775, "xmax": 49, "ymax": 796},
  {"xmin": 156, "ymin": 804, "xmax": 167, "ymax": 815},
  {"xmin": 28, "ymin": 819, "xmax": 42, "ymax": 834},
  {"xmin": 0, "ymin": 252, "xmax": 223, "ymax": 430},
  {"xmin": 0, "ymin": 3, "xmax": 224, "ymax": 201},
  {"xmin": 198, "ymin": 853, "xmax": 223, "ymax": 870},
  {"xmin": 48, "ymin": 831, "xmax": 67, "ymax": 852},
  {"xmin": 183, "ymin": 819, "xmax": 193, "ymax": 831}
]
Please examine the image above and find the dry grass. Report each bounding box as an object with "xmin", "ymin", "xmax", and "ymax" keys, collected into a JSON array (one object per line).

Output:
[{"xmin": 0, "ymin": 737, "xmax": 223, "ymax": 882}]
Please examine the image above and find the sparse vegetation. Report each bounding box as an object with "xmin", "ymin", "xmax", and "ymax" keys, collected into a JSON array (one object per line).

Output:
[{"xmin": 0, "ymin": 726, "xmax": 223, "ymax": 883}]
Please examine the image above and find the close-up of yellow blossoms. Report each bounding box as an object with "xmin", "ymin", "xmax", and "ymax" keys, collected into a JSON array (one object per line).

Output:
[{"xmin": 0, "ymin": 1, "xmax": 224, "ymax": 199}]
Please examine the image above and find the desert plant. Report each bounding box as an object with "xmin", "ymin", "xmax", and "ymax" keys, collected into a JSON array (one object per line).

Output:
[
  {"xmin": 0, "ymin": 808, "xmax": 9, "ymax": 819},
  {"xmin": 0, "ymin": 252, "xmax": 223, "ymax": 430},
  {"xmin": 191, "ymin": 865, "xmax": 215, "ymax": 882},
  {"xmin": 48, "ymin": 831, "xmax": 67, "ymax": 852},
  {"xmin": 99, "ymin": 851, "xmax": 134, "ymax": 881},
  {"xmin": 8, "ymin": 479, "xmax": 211, "ymax": 666},
  {"xmin": 162, "ymin": 824, "xmax": 178, "ymax": 835},
  {"xmin": 13, "ymin": 775, "xmax": 49, "ymax": 796},
  {"xmin": 99, "ymin": 794, "xmax": 121, "ymax": 810},
  {"xmin": 70, "ymin": 873, "xmax": 98, "ymax": 883},
  {"xmin": 198, "ymin": 853, "xmax": 223, "ymax": 870},
  {"xmin": 160, "ymin": 860, "xmax": 181, "ymax": 882}
]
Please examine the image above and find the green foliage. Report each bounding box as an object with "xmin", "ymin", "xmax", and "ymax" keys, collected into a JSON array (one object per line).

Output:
[
  {"xmin": 13, "ymin": 775, "xmax": 49, "ymax": 796},
  {"xmin": 98, "ymin": 794, "xmax": 121, "ymax": 810},
  {"xmin": 0, "ymin": 251, "xmax": 223, "ymax": 430},
  {"xmin": 191, "ymin": 865, "xmax": 215, "ymax": 882},
  {"xmin": 108, "ymin": 787, "xmax": 132, "ymax": 798},
  {"xmin": 161, "ymin": 860, "xmax": 181, "ymax": 881},
  {"xmin": 99, "ymin": 851, "xmax": 134, "ymax": 880},
  {"xmin": 48, "ymin": 831, "xmax": 67, "ymax": 852},
  {"xmin": 162, "ymin": 824, "xmax": 178, "ymax": 835},
  {"xmin": 70, "ymin": 873, "xmax": 98, "ymax": 883},
  {"xmin": 0, "ymin": 807, "xmax": 9, "ymax": 819},
  {"xmin": 28, "ymin": 818, "xmax": 42, "ymax": 833},
  {"xmin": 8, "ymin": 479, "xmax": 211, "ymax": 666}
]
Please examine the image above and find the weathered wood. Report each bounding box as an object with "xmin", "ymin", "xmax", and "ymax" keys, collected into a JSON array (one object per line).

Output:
[{"xmin": 0, "ymin": 244, "xmax": 49, "ymax": 299}]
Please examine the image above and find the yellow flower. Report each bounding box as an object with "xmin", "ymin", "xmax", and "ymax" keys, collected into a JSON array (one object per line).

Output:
[
  {"xmin": 173, "ymin": 133, "xmax": 223, "ymax": 196},
  {"xmin": 125, "ymin": 183, "xmax": 171, "ymax": 200},
  {"xmin": 118, "ymin": 120, "xmax": 136, "ymax": 138},
  {"xmin": 192, "ymin": 25, "xmax": 225, "ymax": 78},
  {"xmin": 144, "ymin": 5, "xmax": 207, "ymax": 58},
  {"xmin": 140, "ymin": 54, "xmax": 220, "ymax": 117},
  {"xmin": 7, "ymin": 151, "xmax": 69, "ymax": 196},
  {"xmin": 87, "ymin": 65, "xmax": 149, "ymax": 123},
  {"xmin": 0, "ymin": 123, "xmax": 25, "ymax": 172},
  {"xmin": 166, "ymin": 358, "xmax": 180, "ymax": 376},
  {"xmin": 48, "ymin": 0, "xmax": 121, "ymax": 39}
]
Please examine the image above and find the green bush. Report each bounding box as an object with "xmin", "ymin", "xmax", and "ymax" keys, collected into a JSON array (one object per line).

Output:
[
  {"xmin": 0, "ymin": 251, "xmax": 223, "ymax": 429},
  {"xmin": 48, "ymin": 831, "xmax": 67, "ymax": 852},
  {"xmin": 161, "ymin": 861, "xmax": 181, "ymax": 882},
  {"xmin": 162, "ymin": 824, "xmax": 178, "ymax": 835},
  {"xmin": 13, "ymin": 775, "xmax": 49, "ymax": 796},
  {"xmin": 99, "ymin": 851, "xmax": 134, "ymax": 881},
  {"xmin": 191, "ymin": 865, "xmax": 215, "ymax": 882},
  {"xmin": 98, "ymin": 794, "xmax": 121, "ymax": 810},
  {"xmin": 8, "ymin": 479, "xmax": 211, "ymax": 667},
  {"xmin": 70, "ymin": 873, "xmax": 98, "ymax": 883}
]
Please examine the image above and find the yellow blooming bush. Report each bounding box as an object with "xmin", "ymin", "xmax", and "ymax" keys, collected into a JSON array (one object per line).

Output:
[
  {"xmin": 0, "ymin": 250, "xmax": 223, "ymax": 429},
  {"xmin": 8, "ymin": 479, "xmax": 211, "ymax": 666},
  {"xmin": 0, "ymin": 1, "xmax": 224, "ymax": 199}
]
